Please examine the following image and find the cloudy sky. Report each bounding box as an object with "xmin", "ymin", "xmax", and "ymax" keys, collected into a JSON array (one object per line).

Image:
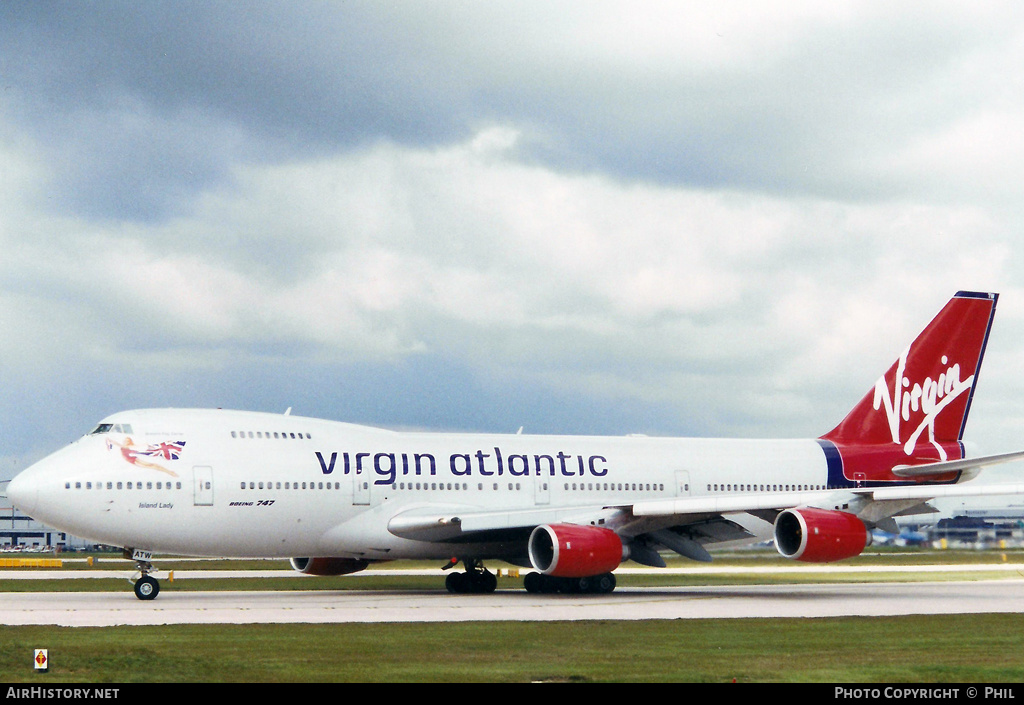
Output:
[{"xmin": 3, "ymin": 2, "xmax": 1024, "ymax": 497}]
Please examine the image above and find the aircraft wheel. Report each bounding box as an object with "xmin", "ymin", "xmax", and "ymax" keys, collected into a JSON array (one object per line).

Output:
[
  {"xmin": 445, "ymin": 572, "xmax": 467, "ymax": 593},
  {"xmin": 446, "ymin": 570, "xmax": 497, "ymax": 593},
  {"xmin": 557, "ymin": 577, "xmax": 583, "ymax": 594},
  {"xmin": 134, "ymin": 575, "xmax": 160, "ymax": 601},
  {"xmin": 472, "ymin": 570, "xmax": 497, "ymax": 593},
  {"xmin": 592, "ymin": 573, "xmax": 616, "ymax": 594},
  {"xmin": 535, "ymin": 574, "xmax": 562, "ymax": 594}
]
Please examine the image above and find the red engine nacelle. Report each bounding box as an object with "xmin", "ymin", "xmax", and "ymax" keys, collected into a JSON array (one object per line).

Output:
[
  {"xmin": 289, "ymin": 557, "xmax": 371, "ymax": 576},
  {"xmin": 528, "ymin": 524, "xmax": 624, "ymax": 578},
  {"xmin": 774, "ymin": 508, "xmax": 871, "ymax": 562}
]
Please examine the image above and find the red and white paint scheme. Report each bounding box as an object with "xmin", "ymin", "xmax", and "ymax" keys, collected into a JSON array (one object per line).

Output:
[{"xmin": 7, "ymin": 291, "xmax": 1024, "ymax": 600}]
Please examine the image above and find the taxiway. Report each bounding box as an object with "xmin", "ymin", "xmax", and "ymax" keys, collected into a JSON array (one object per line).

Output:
[{"xmin": 4, "ymin": 580, "xmax": 1024, "ymax": 627}]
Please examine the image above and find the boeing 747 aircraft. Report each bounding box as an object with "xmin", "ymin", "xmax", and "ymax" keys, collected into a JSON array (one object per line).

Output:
[{"xmin": 7, "ymin": 291, "xmax": 1024, "ymax": 599}]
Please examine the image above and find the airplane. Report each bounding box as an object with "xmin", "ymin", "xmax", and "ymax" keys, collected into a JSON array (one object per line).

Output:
[{"xmin": 7, "ymin": 290, "xmax": 1024, "ymax": 600}]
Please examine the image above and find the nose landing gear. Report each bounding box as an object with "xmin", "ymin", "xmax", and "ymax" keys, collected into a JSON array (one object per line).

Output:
[
  {"xmin": 125, "ymin": 548, "xmax": 161, "ymax": 600},
  {"xmin": 133, "ymin": 574, "xmax": 160, "ymax": 600}
]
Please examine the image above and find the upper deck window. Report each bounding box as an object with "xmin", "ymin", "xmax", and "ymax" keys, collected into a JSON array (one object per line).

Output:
[{"xmin": 90, "ymin": 423, "xmax": 134, "ymax": 435}]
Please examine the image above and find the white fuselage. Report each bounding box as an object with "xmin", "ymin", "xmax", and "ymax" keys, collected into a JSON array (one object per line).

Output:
[{"xmin": 9, "ymin": 408, "xmax": 834, "ymax": 561}]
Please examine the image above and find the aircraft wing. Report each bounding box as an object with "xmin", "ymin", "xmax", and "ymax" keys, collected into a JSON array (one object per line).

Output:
[
  {"xmin": 387, "ymin": 504, "xmax": 625, "ymax": 543},
  {"xmin": 387, "ymin": 450, "xmax": 1024, "ymax": 561},
  {"xmin": 386, "ymin": 488, "xmax": 847, "ymax": 559}
]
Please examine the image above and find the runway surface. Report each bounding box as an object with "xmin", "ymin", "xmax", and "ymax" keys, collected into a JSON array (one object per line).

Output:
[{"xmin": 5, "ymin": 579, "xmax": 1024, "ymax": 627}]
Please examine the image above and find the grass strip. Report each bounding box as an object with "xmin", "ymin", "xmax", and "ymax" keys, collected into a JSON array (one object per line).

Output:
[{"xmin": 3, "ymin": 614, "xmax": 1024, "ymax": 683}]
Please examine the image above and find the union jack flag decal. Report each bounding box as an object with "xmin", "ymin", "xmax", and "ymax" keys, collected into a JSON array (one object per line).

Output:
[{"xmin": 140, "ymin": 441, "xmax": 186, "ymax": 461}]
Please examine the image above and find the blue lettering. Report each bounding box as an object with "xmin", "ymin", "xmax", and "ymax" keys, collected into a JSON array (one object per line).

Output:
[
  {"xmin": 450, "ymin": 453, "xmax": 471, "ymax": 476},
  {"xmin": 415, "ymin": 453, "xmax": 436, "ymax": 476},
  {"xmin": 315, "ymin": 451, "xmax": 337, "ymax": 475},
  {"xmin": 476, "ymin": 450, "xmax": 493, "ymax": 476},
  {"xmin": 374, "ymin": 453, "xmax": 396, "ymax": 485},
  {"xmin": 317, "ymin": 449, "xmax": 611, "ymax": 480},
  {"xmin": 508, "ymin": 454, "xmax": 530, "ymax": 477},
  {"xmin": 534, "ymin": 454, "xmax": 555, "ymax": 476}
]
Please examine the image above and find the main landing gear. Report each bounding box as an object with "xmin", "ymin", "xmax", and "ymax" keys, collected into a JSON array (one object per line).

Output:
[
  {"xmin": 523, "ymin": 571, "xmax": 616, "ymax": 594},
  {"xmin": 443, "ymin": 558, "xmax": 498, "ymax": 594},
  {"xmin": 442, "ymin": 558, "xmax": 617, "ymax": 595}
]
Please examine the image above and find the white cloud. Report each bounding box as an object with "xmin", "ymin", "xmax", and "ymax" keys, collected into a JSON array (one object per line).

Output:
[
  {"xmin": 4, "ymin": 3, "xmax": 1024, "ymax": 474},
  {"xmin": 8, "ymin": 129, "xmax": 1015, "ymax": 429}
]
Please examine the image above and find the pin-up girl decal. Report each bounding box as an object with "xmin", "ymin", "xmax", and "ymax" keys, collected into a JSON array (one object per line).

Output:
[{"xmin": 106, "ymin": 437, "xmax": 184, "ymax": 477}]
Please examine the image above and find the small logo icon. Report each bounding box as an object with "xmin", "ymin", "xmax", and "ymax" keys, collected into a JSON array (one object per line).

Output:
[{"xmin": 34, "ymin": 648, "xmax": 48, "ymax": 672}]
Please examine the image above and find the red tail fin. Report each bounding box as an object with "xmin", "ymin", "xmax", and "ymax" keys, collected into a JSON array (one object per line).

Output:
[{"xmin": 821, "ymin": 292, "xmax": 998, "ymax": 480}]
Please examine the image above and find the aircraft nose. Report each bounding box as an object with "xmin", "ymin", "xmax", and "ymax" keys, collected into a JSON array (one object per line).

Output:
[{"xmin": 6, "ymin": 470, "xmax": 38, "ymax": 516}]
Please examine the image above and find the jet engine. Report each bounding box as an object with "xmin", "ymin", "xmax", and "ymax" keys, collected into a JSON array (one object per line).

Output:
[
  {"xmin": 527, "ymin": 524, "xmax": 624, "ymax": 577},
  {"xmin": 289, "ymin": 557, "xmax": 371, "ymax": 576},
  {"xmin": 774, "ymin": 508, "xmax": 871, "ymax": 563}
]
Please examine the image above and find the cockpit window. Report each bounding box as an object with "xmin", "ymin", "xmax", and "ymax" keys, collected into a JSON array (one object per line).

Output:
[{"xmin": 90, "ymin": 423, "xmax": 133, "ymax": 435}]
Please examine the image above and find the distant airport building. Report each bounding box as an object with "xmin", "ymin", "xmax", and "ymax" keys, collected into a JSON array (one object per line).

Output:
[{"xmin": 927, "ymin": 509, "xmax": 1024, "ymax": 548}]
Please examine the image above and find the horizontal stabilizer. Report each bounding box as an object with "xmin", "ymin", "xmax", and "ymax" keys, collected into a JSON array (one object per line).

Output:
[
  {"xmin": 891, "ymin": 450, "xmax": 1024, "ymax": 477},
  {"xmin": 864, "ymin": 481, "xmax": 1024, "ymax": 503}
]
